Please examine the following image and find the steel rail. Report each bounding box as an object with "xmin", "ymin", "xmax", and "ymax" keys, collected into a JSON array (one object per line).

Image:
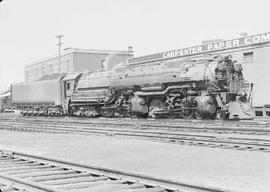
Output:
[
  {"xmin": 2, "ymin": 113, "xmax": 270, "ymax": 127},
  {"xmin": 1, "ymin": 114, "xmax": 269, "ymax": 127},
  {"xmin": 0, "ymin": 150, "xmax": 232, "ymax": 192},
  {"xmin": 3, "ymin": 120, "xmax": 270, "ymax": 144},
  {"xmin": 2, "ymin": 117, "xmax": 270, "ymax": 136},
  {"xmin": 0, "ymin": 173, "xmax": 64, "ymax": 192},
  {"xmin": 2, "ymin": 116, "xmax": 270, "ymax": 134},
  {"xmin": 1, "ymin": 122, "xmax": 270, "ymax": 152}
]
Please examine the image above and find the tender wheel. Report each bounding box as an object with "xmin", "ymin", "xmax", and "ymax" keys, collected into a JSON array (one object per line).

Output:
[{"xmin": 102, "ymin": 108, "xmax": 114, "ymax": 118}]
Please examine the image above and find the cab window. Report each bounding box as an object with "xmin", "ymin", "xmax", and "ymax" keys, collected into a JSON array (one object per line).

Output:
[{"xmin": 66, "ymin": 82, "xmax": 70, "ymax": 90}]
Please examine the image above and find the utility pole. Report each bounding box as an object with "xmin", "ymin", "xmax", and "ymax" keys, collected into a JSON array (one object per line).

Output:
[{"xmin": 56, "ymin": 35, "xmax": 64, "ymax": 74}]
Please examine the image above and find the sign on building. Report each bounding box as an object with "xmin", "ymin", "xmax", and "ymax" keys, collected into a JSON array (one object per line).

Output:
[{"xmin": 129, "ymin": 32, "xmax": 270, "ymax": 64}]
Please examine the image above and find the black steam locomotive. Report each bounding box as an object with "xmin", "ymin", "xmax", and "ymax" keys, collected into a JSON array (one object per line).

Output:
[{"xmin": 12, "ymin": 55, "xmax": 254, "ymax": 120}]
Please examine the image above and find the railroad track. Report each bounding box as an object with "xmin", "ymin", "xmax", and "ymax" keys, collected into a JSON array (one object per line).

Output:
[
  {"xmin": 2, "ymin": 115, "xmax": 270, "ymax": 136},
  {"xmin": 14, "ymin": 116, "xmax": 270, "ymax": 128},
  {"xmin": 0, "ymin": 180, "xmax": 27, "ymax": 192},
  {"xmin": 1, "ymin": 121, "xmax": 270, "ymax": 153},
  {"xmin": 0, "ymin": 150, "xmax": 231, "ymax": 192}
]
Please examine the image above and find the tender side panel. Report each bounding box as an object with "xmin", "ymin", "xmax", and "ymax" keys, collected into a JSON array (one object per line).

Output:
[{"xmin": 12, "ymin": 79, "xmax": 62, "ymax": 106}]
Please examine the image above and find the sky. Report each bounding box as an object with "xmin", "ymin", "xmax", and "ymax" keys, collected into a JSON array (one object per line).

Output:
[{"xmin": 0, "ymin": 0, "xmax": 269, "ymax": 89}]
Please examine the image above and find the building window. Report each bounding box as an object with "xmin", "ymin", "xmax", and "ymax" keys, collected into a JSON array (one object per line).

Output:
[
  {"xmin": 255, "ymin": 111, "xmax": 263, "ymax": 116},
  {"xmin": 50, "ymin": 65, "xmax": 53, "ymax": 72},
  {"xmin": 243, "ymin": 52, "xmax": 253, "ymax": 61},
  {"xmin": 101, "ymin": 60, "xmax": 105, "ymax": 69},
  {"xmin": 66, "ymin": 83, "xmax": 70, "ymax": 90}
]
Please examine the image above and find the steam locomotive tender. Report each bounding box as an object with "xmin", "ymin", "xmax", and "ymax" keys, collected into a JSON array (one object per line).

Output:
[{"xmin": 12, "ymin": 55, "xmax": 254, "ymax": 120}]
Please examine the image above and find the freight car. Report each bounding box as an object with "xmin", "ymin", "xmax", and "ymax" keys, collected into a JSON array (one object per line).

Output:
[{"xmin": 12, "ymin": 55, "xmax": 254, "ymax": 120}]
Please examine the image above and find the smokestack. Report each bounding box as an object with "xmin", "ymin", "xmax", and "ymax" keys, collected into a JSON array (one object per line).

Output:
[
  {"xmin": 240, "ymin": 32, "xmax": 248, "ymax": 37},
  {"xmin": 128, "ymin": 46, "xmax": 133, "ymax": 54}
]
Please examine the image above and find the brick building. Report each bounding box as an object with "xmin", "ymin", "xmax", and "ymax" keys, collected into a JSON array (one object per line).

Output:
[{"xmin": 25, "ymin": 47, "xmax": 134, "ymax": 82}]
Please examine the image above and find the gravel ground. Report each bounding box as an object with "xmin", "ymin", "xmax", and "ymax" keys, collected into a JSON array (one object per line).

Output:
[{"xmin": 0, "ymin": 130, "xmax": 269, "ymax": 192}]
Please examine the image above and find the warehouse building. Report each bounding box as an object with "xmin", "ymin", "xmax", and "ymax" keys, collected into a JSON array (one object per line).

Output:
[
  {"xmin": 0, "ymin": 89, "xmax": 11, "ymax": 112},
  {"xmin": 25, "ymin": 47, "xmax": 134, "ymax": 82},
  {"xmin": 128, "ymin": 32, "xmax": 270, "ymax": 109}
]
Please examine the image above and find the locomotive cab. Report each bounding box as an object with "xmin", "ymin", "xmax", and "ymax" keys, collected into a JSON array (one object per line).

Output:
[{"xmin": 62, "ymin": 72, "xmax": 82, "ymax": 114}]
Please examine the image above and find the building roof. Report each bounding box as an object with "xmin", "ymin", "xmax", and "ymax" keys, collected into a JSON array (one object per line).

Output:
[
  {"xmin": 25, "ymin": 48, "xmax": 134, "ymax": 68},
  {"xmin": 0, "ymin": 89, "xmax": 9, "ymax": 96},
  {"xmin": 37, "ymin": 73, "xmax": 66, "ymax": 81},
  {"xmin": 0, "ymin": 89, "xmax": 10, "ymax": 98},
  {"xmin": 0, "ymin": 92, "xmax": 10, "ymax": 98},
  {"xmin": 71, "ymin": 48, "xmax": 133, "ymax": 55}
]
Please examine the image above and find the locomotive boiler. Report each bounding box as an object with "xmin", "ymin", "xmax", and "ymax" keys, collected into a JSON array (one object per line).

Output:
[{"xmin": 12, "ymin": 55, "xmax": 254, "ymax": 120}]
